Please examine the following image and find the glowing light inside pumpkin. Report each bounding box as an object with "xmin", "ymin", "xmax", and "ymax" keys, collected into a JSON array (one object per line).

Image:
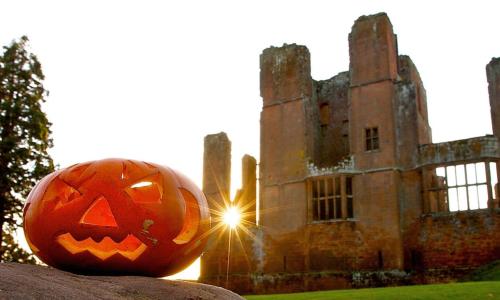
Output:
[
  {"xmin": 223, "ymin": 206, "xmax": 240, "ymax": 229},
  {"xmin": 57, "ymin": 233, "xmax": 147, "ymax": 261},
  {"xmin": 131, "ymin": 181, "xmax": 153, "ymax": 188},
  {"xmin": 79, "ymin": 196, "xmax": 118, "ymax": 227}
]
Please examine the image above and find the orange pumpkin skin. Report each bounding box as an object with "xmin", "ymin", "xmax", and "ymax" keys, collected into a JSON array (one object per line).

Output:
[{"xmin": 23, "ymin": 158, "xmax": 210, "ymax": 277}]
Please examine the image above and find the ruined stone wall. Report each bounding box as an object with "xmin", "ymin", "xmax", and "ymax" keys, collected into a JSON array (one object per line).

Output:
[
  {"xmin": 200, "ymin": 132, "xmax": 232, "ymax": 281},
  {"xmin": 312, "ymin": 72, "xmax": 350, "ymax": 168},
  {"xmin": 307, "ymin": 221, "xmax": 391, "ymax": 271},
  {"xmin": 259, "ymin": 44, "xmax": 312, "ymax": 235},
  {"xmin": 201, "ymin": 11, "xmax": 500, "ymax": 296},
  {"xmin": 417, "ymin": 136, "xmax": 499, "ymax": 167},
  {"xmin": 257, "ymin": 44, "xmax": 314, "ymax": 282},
  {"xmin": 258, "ymin": 229, "xmax": 308, "ymax": 274},
  {"xmin": 349, "ymin": 13, "xmax": 398, "ymax": 87},
  {"xmin": 350, "ymin": 80, "xmax": 399, "ymax": 168},
  {"xmin": 406, "ymin": 209, "xmax": 500, "ymax": 271},
  {"xmin": 352, "ymin": 171, "xmax": 405, "ymax": 269},
  {"xmin": 200, "ymin": 223, "xmax": 266, "ymax": 294},
  {"xmin": 348, "ymin": 13, "xmax": 405, "ymax": 270},
  {"xmin": 395, "ymin": 55, "xmax": 432, "ymax": 169},
  {"xmin": 487, "ymin": 58, "xmax": 500, "ymax": 137},
  {"xmin": 486, "ymin": 58, "xmax": 500, "ymax": 205},
  {"xmin": 394, "ymin": 81, "xmax": 419, "ymax": 168},
  {"xmin": 218, "ymin": 207, "xmax": 500, "ymax": 294},
  {"xmin": 202, "ymin": 132, "xmax": 231, "ymax": 212},
  {"xmin": 392, "ymin": 75, "xmax": 425, "ymax": 243},
  {"xmin": 200, "ymin": 140, "xmax": 259, "ymax": 289},
  {"xmin": 234, "ymin": 155, "xmax": 257, "ymax": 224},
  {"xmin": 398, "ymin": 171, "xmax": 424, "ymax": 248},
  {"xmin": 398, "ymin": 55, "xmax": 432, "ymax": 145}
]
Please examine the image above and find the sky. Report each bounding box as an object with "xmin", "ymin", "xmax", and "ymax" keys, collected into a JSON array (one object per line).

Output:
[{"xmin": 2, "ymin": 0, "xmax": 500, "ymax": 279}]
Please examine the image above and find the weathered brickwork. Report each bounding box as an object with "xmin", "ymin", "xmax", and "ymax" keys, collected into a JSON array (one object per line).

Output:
[
  {"xmin": 202, "ymin": 132, "xmax": 231, "ymax": 214},
  {"xmin": 313, "ymin": 72, "xmax": 350, "ymax": 168},
  {"xmin": 200, "ymin": 132, "xmax": 232, "ymax": 282},
  {"xmin": 487, "ymin": 58, "xmax": 500, "ymax": 137},
  {"xmin": 234, "ymin": 155, "xmax": 257, "ymax": 224},
  {"xmin": 199, "ymin": 12, "xmax": 500, "ymax": 294},
  {"xmin": 418, "ymin": 136, "xmax": 499, "ymax": 168},
  {"xmin": 406, "ymin": 210, "xmax": 500, "ymax": 270}
]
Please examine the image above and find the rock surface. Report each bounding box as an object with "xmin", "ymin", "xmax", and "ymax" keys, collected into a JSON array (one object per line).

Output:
[{"xmin": 0, "ymin": 263, "xmax": 243, "ymax": 300}]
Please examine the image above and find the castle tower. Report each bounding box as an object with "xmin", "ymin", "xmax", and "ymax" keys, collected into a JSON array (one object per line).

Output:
[
  {"xmin": 200, "ymin": 132, "xmax": 231, "ymax": 283},
  {"xmin": 259, "ymin": 44, "xmax": 314, "ymax": 273},
  {"xmin": 259, "ymin": 44, "xmax": 313, "ymax": 233},
  {"xmin": 348, "ymin": 13, "xmax": 404, "ymax": 269}
]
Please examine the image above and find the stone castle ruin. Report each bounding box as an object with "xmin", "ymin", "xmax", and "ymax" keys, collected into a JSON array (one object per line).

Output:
[{"xmin": 199, "ymin": 13, "xmax": 500, "ymax": 294}]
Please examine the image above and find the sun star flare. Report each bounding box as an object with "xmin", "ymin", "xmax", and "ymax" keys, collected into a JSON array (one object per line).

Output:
[{"xmin": 223, "ymin": 206, "xmax": 241, "ymax": 229}]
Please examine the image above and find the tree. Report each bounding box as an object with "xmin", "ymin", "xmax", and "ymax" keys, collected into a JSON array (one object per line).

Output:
[{"xmin": 0, "ymin": 36, "xmax": 54, "ymax": 262}]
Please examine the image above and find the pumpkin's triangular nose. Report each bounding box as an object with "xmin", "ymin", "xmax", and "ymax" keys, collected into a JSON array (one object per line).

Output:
[{"xmin": 80, "ymin": 196, "xmax": 118, "ymax": 227}]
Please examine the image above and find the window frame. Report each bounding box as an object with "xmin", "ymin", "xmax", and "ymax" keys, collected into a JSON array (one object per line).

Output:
[
  {"xmin": 308, "ymin": 175, "xmax": 355, "ymax": 223},
  {"xmin": 424, "ymin": 161, "xmax": 497, "ymax": 213},
  {"xmin": 365, "ymin": 127, "xmax": 379, "ymax": 151}
]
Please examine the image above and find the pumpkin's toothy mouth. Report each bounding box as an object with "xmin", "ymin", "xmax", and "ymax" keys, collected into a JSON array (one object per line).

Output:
[{"xmin": 56, "ymin": 233, "xmax": 147, "ymax": 261}]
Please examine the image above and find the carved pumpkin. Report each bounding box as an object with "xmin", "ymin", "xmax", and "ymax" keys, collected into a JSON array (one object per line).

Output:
[{"xmin": 23, "ymin": 158, "xmax": 210, "ymax": 277}]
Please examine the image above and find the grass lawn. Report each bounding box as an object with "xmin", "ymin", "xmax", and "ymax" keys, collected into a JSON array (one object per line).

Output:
[{"xmin": 244, "ymin": 281, "xmax": 500, "ymax": 300}]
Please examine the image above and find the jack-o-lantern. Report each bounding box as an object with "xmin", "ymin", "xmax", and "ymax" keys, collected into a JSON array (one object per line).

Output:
[{"xmin": 23, "ymin": 158, "xmax": 210, "ymax": 277}]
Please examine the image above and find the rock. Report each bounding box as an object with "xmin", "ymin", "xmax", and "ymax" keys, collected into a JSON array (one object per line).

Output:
[{"xmin": 0, "ymin": 263, "xmax": 243, "ymax": 300}]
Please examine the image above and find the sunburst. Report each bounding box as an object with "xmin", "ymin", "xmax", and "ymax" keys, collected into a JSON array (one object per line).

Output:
[{"xmin": 223, "ymin": 206, "xmax": 240, "ymax": 229}]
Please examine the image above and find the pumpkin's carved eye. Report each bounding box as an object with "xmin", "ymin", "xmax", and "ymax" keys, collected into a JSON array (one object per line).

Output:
[
  {"xmin": 80, "ymin": 196, "xmax": 118, "ymax": 227},
  {"xmin": 125, "ymin": 180, "xmax": 162, "ymax": 204},
  {"xmin": 53, "ymin": 178, "xmax": 83, "ymax": 210}
]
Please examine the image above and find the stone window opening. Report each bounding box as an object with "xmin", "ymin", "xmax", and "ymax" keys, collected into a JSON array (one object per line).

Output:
[
  {"xmin": 365, "ymin": 127, "xmax": 379, "ymax": 151},
  {"xmin": 424, "ymin": 161, "xmax": 498, "ymax": 213},
  {"xmin": 309, "ymin": 175, "xmax": 354, "ymax": 222}
]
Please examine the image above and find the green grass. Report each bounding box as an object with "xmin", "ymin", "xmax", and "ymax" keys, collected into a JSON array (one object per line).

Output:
[
  {"xmin": 245, "ymin": 262, "xmax": 500, "ymax": 299},
  {"xmin": 244, "ymin": 281, "xmax": 500, "ymax": 300}
]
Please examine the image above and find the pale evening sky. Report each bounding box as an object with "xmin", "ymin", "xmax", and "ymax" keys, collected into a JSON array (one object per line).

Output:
[{"xmin": 2, "ymin": 0, "xmax": 499, "ymax": 279}]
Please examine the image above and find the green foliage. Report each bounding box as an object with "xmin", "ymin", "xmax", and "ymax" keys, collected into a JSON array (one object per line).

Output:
[
  {"xmin": 1, "ymin": 232, "xmax": 36, "ymax": 264},
  {"xmin": 244, "ymin": 281, "xmax": 500, "ymax": 300},
  {"xmin": 0, "ymin": 36, "xmax": 54, "ymax": 263}
]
